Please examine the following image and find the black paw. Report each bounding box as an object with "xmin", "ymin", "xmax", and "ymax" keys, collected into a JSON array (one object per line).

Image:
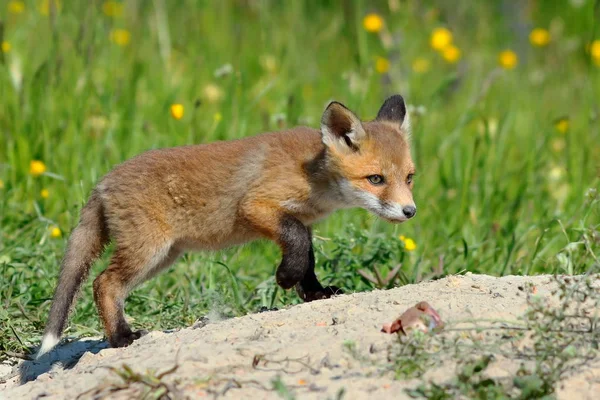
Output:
[
  {"xmin": 302, "ymin": 286, "xmax": 343, "ymax": 302},
  {"xmin": 109, "ymin": 329, "xmax": 148, "ymax": 348}
]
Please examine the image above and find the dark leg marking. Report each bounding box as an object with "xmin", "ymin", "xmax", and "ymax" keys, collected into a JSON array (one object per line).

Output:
[
  {"xmin": 295, "ymin": 240, "xmax": 343, "ymax": 302},
  {"xmin": 274, "ymin": 215, "xmax": 342, "ymax": 301},
  {"xmin": 275, "ymin": 215, "xmax": 312, "ymax": 289}
]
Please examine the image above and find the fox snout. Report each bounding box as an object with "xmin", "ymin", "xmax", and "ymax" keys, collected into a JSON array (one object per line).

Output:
[
  {"xmin": 377, "ymin": 201, "xmax": 417, "ymax": 223},
  {"xmin": 402, "ymin": 205, "xmax": 417, "ymax": 219}
]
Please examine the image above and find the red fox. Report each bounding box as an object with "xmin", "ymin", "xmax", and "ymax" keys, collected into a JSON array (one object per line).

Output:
[{"xmin": 37, "ymin": 95, "xmax": 416, "ymax": 357}]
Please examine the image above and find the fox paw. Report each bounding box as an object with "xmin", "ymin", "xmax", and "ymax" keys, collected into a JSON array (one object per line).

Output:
[
  {"xmin": 303, "ymin": 286, "xmax": 343, "ymax": 302},
  {"xmin": 109, "ymin": 329, "xmax": 148, "ymax": 348}
]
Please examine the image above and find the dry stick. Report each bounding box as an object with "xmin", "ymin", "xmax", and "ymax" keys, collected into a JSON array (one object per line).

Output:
[
  {"xmin": 253, "ymin": 355, "xmax": 320, "ymax": 375},
  {"xmin": 384, "ymin": 264, "xmax": 403, "ymax": 284}
]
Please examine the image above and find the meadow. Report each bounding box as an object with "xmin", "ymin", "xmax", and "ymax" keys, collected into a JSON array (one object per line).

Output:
[{"xmin": 0, "ymin": 0, "xmax": 599, "ymax": 358}]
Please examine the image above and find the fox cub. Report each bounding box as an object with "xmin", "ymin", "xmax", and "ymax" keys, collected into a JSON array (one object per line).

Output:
[{"xmin": 37, "ymin": 95, "xmax": 416, "ymax": 356}]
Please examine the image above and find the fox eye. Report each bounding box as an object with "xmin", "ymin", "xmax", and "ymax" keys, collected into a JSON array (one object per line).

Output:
[
  {"xmin": 367, "ymin": 175, "xmax": 385, "ymax": 185},
  {"xmin": 407, "ymin": 174, "xmax": 414, "ymax": 184}
]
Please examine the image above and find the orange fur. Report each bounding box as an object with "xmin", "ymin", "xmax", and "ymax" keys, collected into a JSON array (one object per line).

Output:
[{"xmin": 37, "ymin": 95, "xmax": 416, "ymax": 355}]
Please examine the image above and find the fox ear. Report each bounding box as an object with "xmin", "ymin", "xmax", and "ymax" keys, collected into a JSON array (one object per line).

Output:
[
  {"xmin": 376, "ymin": 95, "xmax": 410, "ymax": 132},
  {"xmin": 321, "ymin": 101, "xmax": 366, "ymax": 152}
]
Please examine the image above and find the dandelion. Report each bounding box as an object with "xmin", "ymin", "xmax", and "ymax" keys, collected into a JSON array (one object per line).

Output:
[
  {"xmin": 363, "ymin": 13, "xmax": 384, "ymax": 33},
  {"xmin": 203, "ymin": 83, "xmax": 223, "ymax": 103},
  {"xmin": 498, "ymin": 50, "xmax": 518, "ymax": 69},
  {"xmin": 548, "ymin": 165, "xmax": 565, "ymax": 182},
  {"xmin": 29, "ymin": 160, "xmax": 46, "ymax": 177},
  {"xmin": 554, "ymin": 117, "xmax": 569, "ymax": 134},
  {"xmin": 110, "ymin": 29, "xmax": 131, "ymax": 46},
  {"xmin": 412, "ymin": 57, "xmax": 430, "ymax": 74},
  {"xmin": 8, "ymin": 1, "xmax": 25, "ymax": 14},
  {"xmin": 214, "ymin": 112, "xmax": 222, "ymax": 123},
  {"xmin": 170, "ymin": 104, "xmax": 184, "ymax": 120},
  {"xmin": 0, "ymin": 179, "xmax": 4, "ymax": 189},
  {"xmin": 375, "ymin": 57, "xmax": 390, "ymax": 74},
  {"xmin": 530, "ymin": 28, "xmax": 550, "ymax": 47},
  {"xmin": 38, "ymin": 0, "xmax": 61, "ymax": 16},
  {"xmin": 1, "ymin": 42, "xmax": 11, "ymax": 53},
  {"xmin": 102, "ymin": 1, "xmax": 123, "ymax": 17},
  {"xmin": 214, "ymin": 63, "xmax": 233, "ymax": 78},
  {"xmin": 442, "ymin": 45, "xmax": 461, "ymax": 63},
  {"xmin": 590, "ymin": 40, "xmax": 600, "ymax": 66},
  {"xmin": 49, "ymin": 226, "xmax": 62, "ymax": 238},
  {"xmin": 399, "ymin": 235, "xmax": 417, "ymax": 251},
  {"xmin": 430, "ymin": 27, "xmax": 453, "ymax": 51},
  {"xmin": 41, "ymin": 189, "xmax": 49, "ymax": 199},
  {"xmin": 591, "ymin": 40, "xmax": 600, "ymax": 58}
]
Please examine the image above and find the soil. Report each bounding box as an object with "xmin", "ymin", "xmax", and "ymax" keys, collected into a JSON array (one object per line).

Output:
[{"xmin": 1, "ymin": 273, "xmax": 598, "ymax": 399}]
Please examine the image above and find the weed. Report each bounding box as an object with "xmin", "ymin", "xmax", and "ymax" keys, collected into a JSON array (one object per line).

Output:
[
  {"xmin": 401, "ymin": 272, "xmax": 599, "ymax": 399},
  {"xmin": 77, "ymin": 363, "xmax": 181, "ymax": 400}
]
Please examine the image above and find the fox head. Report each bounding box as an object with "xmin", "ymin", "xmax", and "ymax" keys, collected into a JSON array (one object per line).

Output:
[{"xmin": 321, "ymin": 95, "xmax": 416, "ymax": 223}]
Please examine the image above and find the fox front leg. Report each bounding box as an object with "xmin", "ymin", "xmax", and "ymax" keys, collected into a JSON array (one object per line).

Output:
[
  {"xmin": 277, "ymin": 215, "xmax": 342, "ymax": 301},
  {"xmin": 244, "ymin": 204, "xmax": 341, "ymax": 302}
]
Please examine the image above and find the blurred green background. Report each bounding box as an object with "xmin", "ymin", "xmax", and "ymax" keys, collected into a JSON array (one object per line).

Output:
[{"xmin": 0, "ymin": 0, "xmax": 599, "ymax": 355}]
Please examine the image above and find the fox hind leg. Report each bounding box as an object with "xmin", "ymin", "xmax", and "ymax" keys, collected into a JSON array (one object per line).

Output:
[{"xmin": 93, "ymin": 245, "xmax": 181, "ymax": 347}]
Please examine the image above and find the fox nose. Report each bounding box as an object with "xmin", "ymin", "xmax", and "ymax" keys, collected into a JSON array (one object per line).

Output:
[{"xmin": 402, "ymin": 205, "xmax": 417, "ymax": 219}]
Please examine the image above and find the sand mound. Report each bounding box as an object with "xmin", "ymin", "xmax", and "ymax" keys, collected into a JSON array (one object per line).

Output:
[{"xmin": 1, "ymin": 274, "xmax": 598, "ymax": 399}]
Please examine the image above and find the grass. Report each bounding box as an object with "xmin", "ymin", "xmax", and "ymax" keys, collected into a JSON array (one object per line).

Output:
[{"xmin": 0, "ymin": 0, "xmax": 599, "ymax": 358}]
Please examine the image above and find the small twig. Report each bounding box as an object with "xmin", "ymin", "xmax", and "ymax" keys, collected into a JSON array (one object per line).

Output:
[{"xmin": 9, "ymin": 324, "xmax": 24, "ymax": 347}]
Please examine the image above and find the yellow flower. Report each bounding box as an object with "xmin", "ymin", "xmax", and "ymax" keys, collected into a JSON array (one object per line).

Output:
[
  {"xmin": 442, "ymin": 45, "xmax": 461, "ymax": 63},
  {"xmin": 430, "ymin": 27, "xmax": 453, "ymax": 51},
  {"xmin": 38, "ymin": 0, "xmax": 61, "ymax": 16},
  {"xmin": 214, "ymin": 112, "xmax": 222, "ymax": 122},
  {"xmin": 29, "ymin": 160, "xmax": 47, "ymax": 177},
  {"xmin": 498, "ymin": 50, "xmax": 518, "ymax": 70},
  {"xmin": 399, "ymin": 235, "xmax": 417, "ymax": 251},
  {"xmin": 590, "ymin": 40, "xmax": 600, "ymax": 61},
  {"xmin": 170, "ymin": 104, "xmax": 184, "ymax": 120},
  {"xmin": 412, "ymin": 57, "xmax": 430, "ymax": 74},
  {"xmin": 102, "ymin": 1, "xmax": 124, "ymax": 17},
  {"xmin": 0, "ymin": 179, "xmax": 4, "ymax": 189},
  {"xmin": 49, "ymin": 226, "xmax": 62, "ymax": 238},
  {"xmin": 530, "ymin": 28, "xmax": 550, "ymax": 47},
  {"xmin": 548, "ymin": 165, "xmax": 564, "ymax": 182},
  {"xmin": 203, "ymin": 83, "xmax": 223, "ymax": 103},
  {"xmin": 375, "ymin": 57, "xmax": 390, "ymax": 74},
  {"xmin": 554, "ymin": 117, "xmax": 569, "ymax": 134},
  {"xmin": 363, "ymin": 13, "xmax": 384, "ymax": 33},
  {"xmin": 110, "ymin": 29, "xmax": 131, "ymax": 46},
  {"xmin": 404, "ymin": 238, "xmax": 416, "ymax": 251},
  {"xmin": 8, "ymin": 1, "xmax": 26, "ymax": 14},
  {"xmin": 1, "ymin": 42, "xmax": 11, "ymax": 53},
  {"xmin": 41, "ymin": 189, "xmax": 50, "ymax": 198}
]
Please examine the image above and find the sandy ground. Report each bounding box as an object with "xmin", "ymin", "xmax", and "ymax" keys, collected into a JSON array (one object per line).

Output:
[{"xmin": 1, "ymin": 273, "xmax": 599, "ymax": 399}]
